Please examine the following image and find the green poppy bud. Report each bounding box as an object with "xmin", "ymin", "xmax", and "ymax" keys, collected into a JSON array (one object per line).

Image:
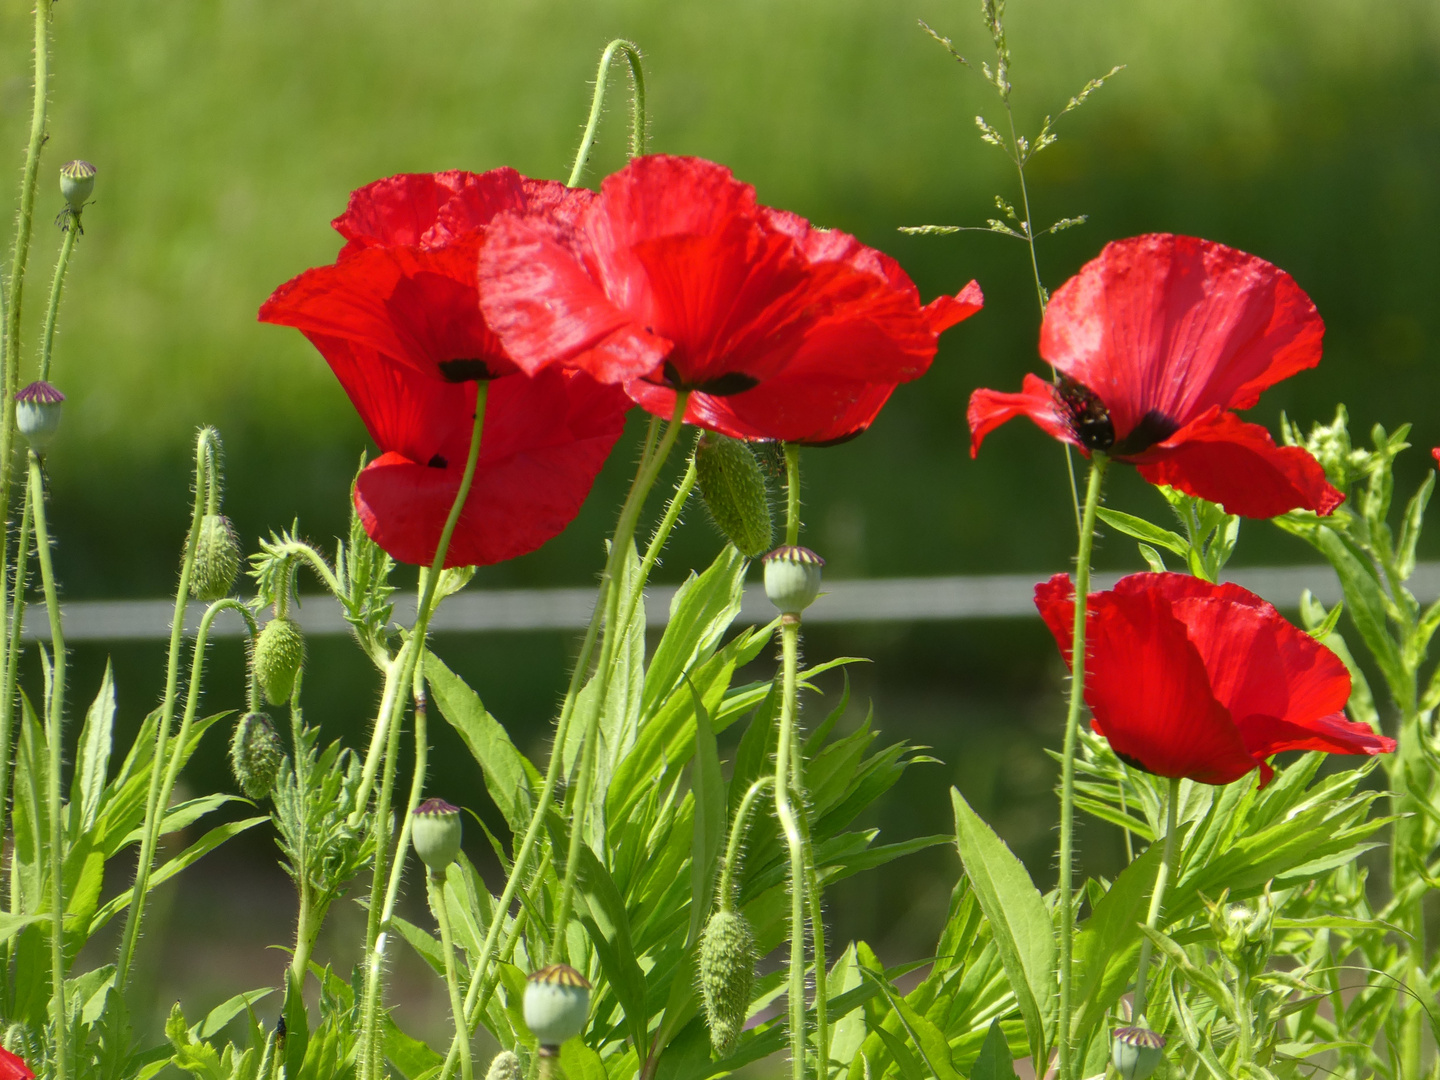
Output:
[
  {"xmin": 762, "ymin": 545, "xmax": 824, "ymax": 616},
  {"xmin": 253, "ymin": 616, "xmax": 305, "ymax": 705},
  {"xmin": 1111, "ymin": 1026, "xmax": 1165, "ymax": 1080},
  {"xmin": 60, "ymin": 160, "xmax": 96, "ymax": 213},
  {"xmin": 15, "ymin": 381, "xmax": 64, "ymax": 454},
  {"xmin": 229, "ymin": 712, "xmax": 284, "ymax": 800},
  {"xmin": 485, "ymin": 1051, "xmax": 522, "ymax": 1080},
  {"xmin": 698, "ymin": 909, "xmax": 756, "ymax": 1058},
  {"xmin": 191, "ymin": 514, "xmax": 241, "ymax": 602},
  {"xmin": 412, "ymin": 797, "xmax": 463, "ymax": 871},
  {"xmin": 523, "ymin": 964, "xmax": 591, "ymax": 1051},
  {"xmin": 694, "ymin": 433, "xmax": 773, "ymax": 557}
]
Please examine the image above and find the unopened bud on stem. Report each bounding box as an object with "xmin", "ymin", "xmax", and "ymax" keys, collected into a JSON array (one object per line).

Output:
[
  {"xmin": 694, "ymin": 433, "xmax": 773, "ymax": 557},
  {"xmin": 762, "ymin": 545, "xmax": 824, "ymax": 616},
  {"xmin": 698, "ymin": 909, "xmax": 756, "ymax": 1058},
  {"xmin": 412, "ymin": 798, "xmax": 463, "ymax": 871},
  {"xmin": 191, "ymin": 514, "xmax": 241, "ymax": 601},
  {"xmin": 60, "ymin": 160, "xmax": 96, "ymax": 213},
  {"xmin": 1111, "ymin": 1026, "xmax": 1165, "ymax": 1080},
  {"xmin": 230, "ymin": 712, "xmax": 284, "ymax": 799},
  {"xmin": 15, "ymin": 381, "xmax": 64, "ymax": 454},
  {"xmin": 253, "ymin": 616, "xmax": 305, "ymax": 705},
  {"xmin": 524, "ymin": 964, "xmax": 591, "ymax": 1052}
]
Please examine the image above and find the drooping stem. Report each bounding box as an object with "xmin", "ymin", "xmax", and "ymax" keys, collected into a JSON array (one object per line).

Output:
[
  {"xmin": 117, "ymin": 427, "xmax": 217, "ymax": 989},
  {"xmin": 430, "ymin": 867, "xmax": 474, "ymax": 1080},
  {"xmin": 1130, "ymin": 776, "xmax": 1181, "ymax": 1022},
  {"xmin": 1056, "ymin": 453, "xmax": 1108, "ymax": 1080},
  {"xmin": 38, "ymin": 221, "xmax": 80, "ymax": 384},
  {"xmin": 30, "ymin": 452, "xmax": 67, "ymax": 1080},
  {"xmin": 568, "ymin": 38, "xmax": 647, "ymax": 187},
  {"xmin": 774, "ymin": 618, "xmax": 806, "ymax": 1080},
  {"xmin": 717, "ymin": 777, "xmax": 774, "ymax": 908}
]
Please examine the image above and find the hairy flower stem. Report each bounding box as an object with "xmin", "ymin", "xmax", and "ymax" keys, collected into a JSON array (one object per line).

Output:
[
  {"xmin": 785, "ymin": 444, "xmax": 802, "ymax": 548},
  {"xmin": 717, "ymin": 777, "xmax": 773, "ymax": 908},
  {"xmin": 1130, "ymin": 776, "xmax": 1181, "ymax": 1022},
  {"xmin": 550, "ymin": 394, "xmax": 690, "ymax": 961},
  {"xmin": 775, "ymin": 618, "xmax": 807, "ymax": 1080},
  {"xmin": 792, "ymin": 723, "xmax": 828, "ymax": 1079},
  {"xmin": 38, "ymin": 221, "xmax": 79, "ymax": 384},
  {"xmin": 117, "ymin": 427, "xmax": 217, "ymax": 989},
  {"xmin": 430, "ymin": 866, "xmax": 474, "ymax": 1080},
  {"xmin": 359, "ymin": 682, "xmax": 406, "ymax": 1080},
  {"xmin": 0, "ymin": 486, "xmax": 33, "ymax": 896},
  {"xmin": 1056, "ymin": 453, "xmax": 1107, "ymax": 1080},
  {"xmin": 568, "ymin": 38, "xmax": 647, "ymax": 187},
  {"xmin": 29, "ymin": 453, "xmax": 66, "ymax": 1080}
]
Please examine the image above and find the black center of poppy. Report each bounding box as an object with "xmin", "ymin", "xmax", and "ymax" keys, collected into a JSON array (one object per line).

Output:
[
  {"xmin": 427, "ymin": 454, "xmax": 448, "ymax": 469},
  {"xmin": 1112, "ymin": 410, "xmax": 1181, "ymax": 456},
  {"xmin": 439, "ymin": 358, "xmax": 495, "ymax": 383},
  {"xmin": 1114, "ymin": 749, "xmax": 1157, "ymax": 776},
  {"xmin": 801, "ymin": 427, "xmax": 868, "ymax": 449},
  {"xmin": 659, "ymin": 361, "xmax": 761, "ymax": 397},
  {"xmin": 1055, "ymin": 375, "xmax": 1115, "ymax": 452}
]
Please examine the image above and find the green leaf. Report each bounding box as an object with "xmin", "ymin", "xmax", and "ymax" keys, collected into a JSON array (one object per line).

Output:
[
  {"xmin": 1095, "ymin": 507, "xmax": 1189, "ymax": 558},
  {"xmin": 643, "ymin": 546, "xmax": 748, "ymax": 719},
  {"xmin": 560, "ymin": 1039, "xmax": 608, "ymax": 1080},
  {"xmin": 1312, "ymin": 528, "xmax": 1408, "ymax": 701},
  {"xmin": 687, "ymin": 681, "xmax": 724, "ymax": 947},
  {"xmin": 950, "ymin": 787, "xmax": 1054, "ymax": 1065},
  {"xmin": 859, "ymin": 967, "xmax": 962, "ymax": 1080},
  {"xmin": 575, "ymin": 848, "xmax": 649, "ymax": 1055},
  {"xmin": 72, "ymin": 660, "xmax": 116, "ymax": 832},
  {"xmin": 968, "ymin": 1019, "xmax": 1021, "ymax": 1080},
  {"xmin": 383, "ymin": 1014, "xmax": 443, "ymax": 1079},
  {"xmin": 197, "ymin": 988, "xmax": 276, "ymax": 1041}
]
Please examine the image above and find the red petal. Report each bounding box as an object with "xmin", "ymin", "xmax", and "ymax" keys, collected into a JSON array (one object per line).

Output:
[
  {"xmin": 1137, "ymin": 410, "xmax": 1343, "ymax": 518},
  {"xmin": 1040, "ymin": 234, "xmax": 1324, "ymax": 442},
  {"xmin": 923, "ymin": 279, "xmax": 985, "ymax": 334},
  {"xmin": 968, "ymin": 374, "xmax": 1078, "ymax": 457},
  {"xmin": 0, "ymin": 1048, "xmax": 33, "ymax": 1080}
]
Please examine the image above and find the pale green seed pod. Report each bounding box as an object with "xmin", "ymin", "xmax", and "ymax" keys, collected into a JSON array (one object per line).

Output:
[
  {"xmin": 1111, "ymin": 1027, "xmax": 1165, "ymax": 1080},
  {"xmin": 60, "ymin": 160, "xmax": 96, "ymax": 213},
  {"xmin": 484, "ymin": 1050, "xmax": 522, "ymax": 1080},
  {"xmin": 762, "ymin": 545, "xmax": 824, "ymax": 616},
  {"xmin": 230, "ymin": 712, "xmax": 284, "ymax": 800},
  {"xmin": 253, "ymin": 616, "xmax": 305, "ymax": 705},
  {"xmin": 698, "ymin": 909, "xmax": 756, "ymax": 1058},
  {"xmin": 523, "ymin": 964, "xmax": 591, "ymax": 1049},
  {"xmin": 15, "ymin": 381, "xmax": 64, "ymax": 454},
  {"xmin": 412, "ymin": 798, "xmax": 463, "ymax": 871},
  {"xmin": 694, "ymin": 433, "xmax": 773, "ymax": 557},
  {"xmin": 191, "ymin": 514, "xmax": 241, "ymax": 601}
]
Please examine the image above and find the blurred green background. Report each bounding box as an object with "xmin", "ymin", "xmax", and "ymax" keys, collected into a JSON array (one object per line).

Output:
[{"xmin": 3, "ymin": 0, "xmax": 1439, "ymax": 1034}]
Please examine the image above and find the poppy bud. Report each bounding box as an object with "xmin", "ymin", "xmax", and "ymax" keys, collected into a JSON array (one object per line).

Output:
[
  {"xmin": 191, "ymin": 514, "xmax": 242, "ymax": 602},
  {"xmin": 523, "ymin": 964, "xmax": 591, "ymax": 1051},
  {"xmin": 1111, "ymin": 1026, "xmax": 1165, "ymax": 1080},
  {"xmin": 698, "ymin": 909, "xmax": 756, "ymax": 1058},
  {"xmin": 230, "ymin": 712, "xmax": 284, "ymax": 800},
  {"xmin": 412, "ymin": 797, "xmax": 462, "ymax": 871},
  {"xmin": 762, "ymin": 545, "xmax": 824, "ymax": 616},
  {"xmin": 484, "ymin": 1051, "xmax": 522, "ymax": 1080},
  {"xmin": 253, "ymin": 616, "xmax": 305, "ymax": 705},
  {"xmin": 60, "ymin": 160, "xmax": 96, "ymax": 213},
  {"xmin": 694, "ymin": 433, "xmax": 773, "ymax": 557},
  {"xmin": 15, "ymin": 381, "xmax": 64, "ymax": 454}
]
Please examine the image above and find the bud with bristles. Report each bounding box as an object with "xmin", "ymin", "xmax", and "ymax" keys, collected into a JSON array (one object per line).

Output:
[
  {"xmin": 230, "ymin": 712, "xmax": 284, "ymax": 799},
  {"xmin": 485, "ymin": 1051, "xmax": 522, "ymax": 1080},
  {"xmin": 1111, "ymin": 1027, "xmax": 1165, "ymax": 1080},
  {"xmin": 253, "ymin": 616, "xmax": 305, "ymax": 705},
  {"xmin": 698, "ymin": 909, "xmax": 756, "ymax": 1058},
  {"xmin": 412, "ymin": 798, "xmax": 463, "ymax": 871},
  {"xmin": 762, "ymin": 545, "xmax": 824, "ymax": 616},
  {"xmin": 694, "ymin": 433, "xmax": 772, "ymax": 557},
  {"xmin": 15, "ymin": 381, "xmax": 64, "ymax": 454},
  {"xmin": 191, "ymin": 514, "xmax": 241, "ymax": 601},
  {"xmin": 60, "ymin": 160, "xmax": 96, "ymax": 213},
  {"xmin": 523, "ymin": 964, "xmax": 591, "ymax": 1051}
]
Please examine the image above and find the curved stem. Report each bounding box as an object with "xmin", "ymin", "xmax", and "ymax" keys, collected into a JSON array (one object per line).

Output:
[
  {"xmin": 1056, "ymin": 454, "xmax": 1108, "ymax": 1080},
  {"xmin": 1130, "ymin": 776, "xmax": 1181, "ymax": 1023},
  {"xmin": 117, "ymin": 427, "xmax": 217, "ymax": 989},
  {"xmin": 38, "ymin": 223, "xmax": 79, "ymax": 384},
  {"xmin": 717, "ymin": 777, "xmax": 774, "ymax": 908},
  {"xmin": 430, "ymin": 868, "xmax": 474, "ymax": 1080},
  {"xmin": 30, "ymin": 453, "xmax": 66, "ymax": 1080},
  {"xmin": 568, "ymin": 39, "xmax": 647, "ymax": 187},
  {"xmin": 774, "ymin": 619, "xmax": 806, "ymax": 1080}
]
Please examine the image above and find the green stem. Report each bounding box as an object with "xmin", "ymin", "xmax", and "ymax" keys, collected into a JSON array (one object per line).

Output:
[
  {"xmin": 0, "ymin": 485, "xmax": 33, "ymax": 895},
  {"xmin": 785, "ymin": 444, "xmax": 802, "ymax": 547},
  {"xmin": 117, "ymin": 427, "xmax": 217, "ymax": 989},
  {"xmin": 38, "ymin": 222, "xmax": 79, "ymax": 384},
  {"xmin": 774, "ymin": 619, "xmax": 806, "ymax": 1080},
  {"xmin": 350, "ymin": 651, "xmax": 408, "ymax": 826},
  {"xmin": 359, "ymin": 681, "xmax": 406, "ymax": 1080},
  {"xmin": 717, "ymin": 777, "xmax": 774, "ymax": 908},
  {"xmin": 568, "ymin": 38, "xmax": 647, "ymax": 187},
  {"xmin": 430, "ymin": 868, "xmax": 474, "ymax": 1080},
  {"xmin": 1130, "ymin": 776, "xmax": 1181, "ymax": 1023},
  {"xmin": 1057, "ymin": 453, "xmax": 1108, "ymax": 1080},
  {"xmin": 550, "ymin": 395, "xmax": 689, "ymax": 961},
  {"xmin": 30, "ymin": 452, "xmax": 66, "ymax": 1080},
  {"xmin": 791, "ymin": 721, "xmax": 828, "ymax": 1080}
]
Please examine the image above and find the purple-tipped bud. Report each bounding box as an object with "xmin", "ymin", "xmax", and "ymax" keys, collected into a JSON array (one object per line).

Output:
[
  {"xmin": 60, "ymin": 160, "xmax": 96, "ymax": 212},
  {"xmin": 1112, "ymin": 1027, "xmax": 1166, "ymax": 1080},
  {"xmin": 524, "ymin": 964, "xmax": 591, "ymax": 1050},
  {"xmin": 412, "ymin": 798, "xmax": 462, "ymax": 870},
  {"xmin": 761, "ymin": 545, "xmax": 825, "ymax": 616},
  {"xmin": 15, "ymin": 381, "xmax": 65, "ymax": 453}
]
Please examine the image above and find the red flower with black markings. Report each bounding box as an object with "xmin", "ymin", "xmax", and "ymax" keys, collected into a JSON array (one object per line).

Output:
[
  {"xmin": 478, "ymin": 154, "xmax": 982, "ymax": 443},
  {"xmin": 969, "ymin": 234, "xmax": 1342, "ymax": 518},
  {"xmin": 1035, "ymin": 572, "xmax": 1394, "ymax": 785}
]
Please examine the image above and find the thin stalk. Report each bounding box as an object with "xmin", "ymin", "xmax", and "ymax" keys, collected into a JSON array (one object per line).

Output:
[
  {"xmin": 0, "ymin": 486, "xmax": 33, "ymax": 881},
  {"xmin": 350, "ymin": 652, "xmax": 407, "ymax": 826},
  {"xmin": 30, "ymin": 453, "xmax": 66, "ymax": 1080},
  {"xmin": 117, "ymin": 427, "xmax": 217, "ymax": 989},
  {"xmin": 549, "ymin": 395, "xmax": 690, "ymax": 961},
  {"xmin": 430, "ymin": 868, "xmax": 474, "ymax": 1080},
  {"xmin": 38, "ymin": 223, "xmax": 79, "ymax": 384},
  {"xmin": 774, "ymin": 619, "xmax": 806, "ymax": 1080},
  {"xmin": 785, "ymin": 444, "xmax": 802, "ymax": 546},
  {"xmin": 717, "ymin": 777, "xmax": 774, "ymax": 907},
  {"xmin": 791, "ymin": 722, "xmax": 828, "ymax": 1080},
  {"xmin": 621, "ymin": 456, "xmax": 697, "ymax": 630},
  {"xmin": 568, "ymin": 38, "xmax": 647, "ymax": 187},
  {"xmin": 1130, "ymin": 776, "xmax": 1181, "ymax": 1022},
  {"xmin": 1056, "ymin": 453, "xmax": 1108, "ymax": 1080}
]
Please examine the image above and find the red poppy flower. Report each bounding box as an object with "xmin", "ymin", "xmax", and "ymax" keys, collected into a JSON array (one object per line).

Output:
[
  {"xmin": 1035, "ymin": 572, "xmax": 1394, "ymax": 785},
  {"xmin": 260, "ymin": 170, "xmax": 631, "ymax": 567},
  {"xmin": 478, "ymin": 154, "xmax": 982, "ymax": 443},
  {"xmin": 968, "ymin": 234, "xmax": 1342, "ymax": 519},
  {"xmin": 0, "ymin": 1047, "xmax": 33, "ymax": 1080}
]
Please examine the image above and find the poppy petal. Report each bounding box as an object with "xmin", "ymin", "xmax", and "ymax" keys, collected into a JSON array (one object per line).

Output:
[
  {"xmin": 969, "ymin": 374, "xmax": 1077, "ymax": 457},
  {"xmin": 1236, "ymin": 711, "xmax": 1397, "ymax": 761},
  {"xmin": 1137, "ymin": 410, "xmax": 1343, "ymax": 518},
  {"xmin": 923, "ymin": 279, "xmax": 985, "ymax": 335}
]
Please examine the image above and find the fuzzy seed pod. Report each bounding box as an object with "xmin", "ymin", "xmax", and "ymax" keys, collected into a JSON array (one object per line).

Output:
[
  {"xmin": 694, "ymin": 433, "xmax": 773, "ymax": 557},
  {"xmin": 60, "ymin": 160, "xmax": 96, "ymax": 213},
  {"xmin": 1111, "ymin": 1027, "xmax": 1165, "ymax": 1080},
  {"xmin": 412, "ymin": 798, "xmax": 463, "ymax": 871},
  {"xmin": 253, "ymin": 616, "xmax": 305, "ymax": 705},
  {"xmin": 191, "ymin": 514, "xmax": 241, "ymax": 601},
  {"xmin": 230, "ymin": 712, "xmax": 284, "ymax": 799},
  {"xmin": 523, "ymin": 964, "xmax": 591, "ymax": 1050},
  {"xmin": 698, "ymin": 909, "xmax": 756, "ymax": 1058},
  {"xmin": 761, "ymin": 545, "xmax": 824, "ymax": 616},
  {"xmin": 484, "ymin": 1051, "xmax": 522, "ymax": 1080},
  {"xmin": 15, "ymin": 381, "xmax": 64, "ymax": 454}
]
